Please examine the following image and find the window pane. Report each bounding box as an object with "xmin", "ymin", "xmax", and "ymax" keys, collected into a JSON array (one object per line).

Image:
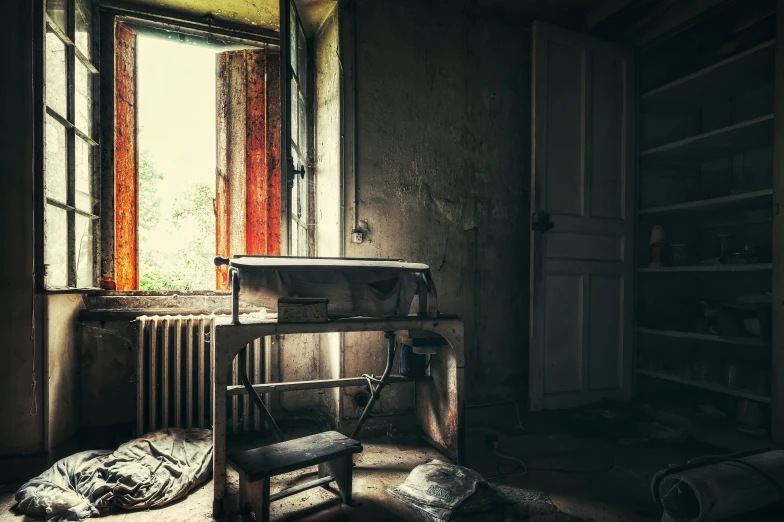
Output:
[
  {"xmin": 46, "ymin": 30, "xmax": 67, "ymax": 117},
  {"xmin": 289, "ymin": 4, "xmax": 297, "ymax": 72},
  {"xmin": 76, "ymin": 59, "xmax": 93, "ymax": 136},
  {"xmin": 290, "ymin": 216, "xmax": 299, "ymax": 253},
  {"xmin": 76, "ymin": 215, "xmax": 95, "ymax": 288},
  {"xmin": 45, "ymin": 116, "xmax": 68, "ymax": 203},
  {"xmin": 46, "ymin": 0, "xmax": 67, "ymax": 33},
  {"xmin": 298, "ymin": 91, "xmax": 307, "ymax": 152},
  {"xmin": 75, "ymin": 0, "xmax": 93, "ymax": 59},
  {"xmin": 298, "ymin": 224, "xmax": 307, "ymax": 257},
  {"xmin": 76, "ymin": 137, "xmax": 94, "ymax": 212},
  {"xmin": 290, "ymin": 77, "xmax": 299, "ymax": 148},
  {"xmin": 297, "ymin": 24, "xmax": 307, "ymax": 93},
  {"xmin": 45, "ymin": 205, "xmax": 69, "ymax": 288}
]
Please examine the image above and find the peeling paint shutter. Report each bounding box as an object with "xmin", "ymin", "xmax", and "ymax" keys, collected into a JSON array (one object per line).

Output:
[
  {"xmin": 215, "ymin": 50, "xmax": 282, "ymax": 290},
  {"xmin": 114, "ymin": 22, "xmax": 139, "ymax": 291}
]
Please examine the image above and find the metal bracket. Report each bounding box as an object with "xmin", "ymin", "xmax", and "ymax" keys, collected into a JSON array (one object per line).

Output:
[
  {"xmin": 287, "ymin": 156, "xmax": 306, "ymax": 188},
  {"xmin": 531, "ymin": 211, "xmax": 554, "ymax": 232}
]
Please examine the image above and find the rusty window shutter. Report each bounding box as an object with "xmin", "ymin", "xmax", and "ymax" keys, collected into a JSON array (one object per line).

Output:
[
  {"xmin": 216, "ymin": 49, "xmax": 282, "ymax": 290},
  {"xmin": 113, "ymin": 22, "xmax": 139, "ymax": 291}
]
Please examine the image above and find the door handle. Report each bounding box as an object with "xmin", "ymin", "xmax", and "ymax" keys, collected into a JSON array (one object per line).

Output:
[{"xmin": 532, "ymin": 211, "xmax": 554, "ymax": 232}]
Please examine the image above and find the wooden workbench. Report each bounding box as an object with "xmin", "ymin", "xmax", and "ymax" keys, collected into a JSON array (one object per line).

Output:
[{"xmin": 211, "ymin": 314, "xmax": 465, "ymax": 515}]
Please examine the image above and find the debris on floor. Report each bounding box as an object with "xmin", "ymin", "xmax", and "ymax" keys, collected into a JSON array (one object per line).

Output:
[
  {"xmin": 386, "ymin": 459, "xmax": 587, "ymax": 522},
  {"xmin": 14, "ymin": 428, "xmax": 212, "ymax": 521},
  {"xmin": 387, "ymin": 460, "xmax": 513, "ymax": 521}
]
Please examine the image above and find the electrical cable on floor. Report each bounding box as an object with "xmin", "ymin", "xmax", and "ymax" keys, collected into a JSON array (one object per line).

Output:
[{"xmin": 486, "ymin": 444, "xmax": 616, "ymax": 483}]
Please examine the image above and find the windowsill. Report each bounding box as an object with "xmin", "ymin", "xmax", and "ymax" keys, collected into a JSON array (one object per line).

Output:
[
  {"xmin": 79, "ymin": 291, "xmax": 258, "ymax": 322},
  {"xmin": 91, "ymin": 290, "xmax": 231, "ymax": 296},
  {"xmin": 41, "ymin": 288, "xmax": 231, "ymax": 296}
]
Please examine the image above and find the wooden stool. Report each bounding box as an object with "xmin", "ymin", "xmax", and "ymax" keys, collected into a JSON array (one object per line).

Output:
[{"xmin": 229, "ymin": 431, "xmax": 363, "ymax": 522}]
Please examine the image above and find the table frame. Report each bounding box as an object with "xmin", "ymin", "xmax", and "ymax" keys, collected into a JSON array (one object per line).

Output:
[{"xmin": 211, "ymin": 315, "xmax": 465, "ymax": 515}]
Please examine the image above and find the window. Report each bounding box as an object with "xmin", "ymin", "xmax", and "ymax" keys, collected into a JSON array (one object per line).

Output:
[
  {"xmin": 110, "ymin": 20, "xmax": 284, "ymax": 291},
  {"xmin": 43, "ymin": 0, "xmax": 99, "ymax": 289},
  {"xmin": 288, "ymin": 2, "xmax": 312, "ymax": 257}
]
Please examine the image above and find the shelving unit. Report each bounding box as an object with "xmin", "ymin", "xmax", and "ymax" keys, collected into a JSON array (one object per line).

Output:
[
  {"xmin": 635, "ymin": 1, "xmax": 775, "ymax": 438},
  {"xmin": 637, "ymin": 327, "xmax": 769, "ymax": 347},
  {"xmin": 641, "ymin": 40, "xmax": 775, "ymax": 107},
  {"xmin": 636, "ymin": 370, "xmax": 771, "ymax": 404},
  {"xmin": 640, "ymin": 114, "xmax": 773, "ymax": 164},
  {"xmin": 639, "ymin": 189, "xmax": 773, "ymax": 216},
  {"xmin": 638, "ymin": 264, "xmax": 771, "ymax": 273}
]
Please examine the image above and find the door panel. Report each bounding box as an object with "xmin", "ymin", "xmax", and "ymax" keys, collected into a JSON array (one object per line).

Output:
[
  {"xmin": 530, "ymin": 21, "xmax": 635, "ymax": 411},
  {"xmin": 543, "ymin": 274, "xmax": 584, "ymax": 395}
]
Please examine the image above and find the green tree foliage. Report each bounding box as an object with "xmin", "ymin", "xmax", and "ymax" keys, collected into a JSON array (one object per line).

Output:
[{"xmin": 138, "ymin": 152, "xmax": 215, "ymax": 290}]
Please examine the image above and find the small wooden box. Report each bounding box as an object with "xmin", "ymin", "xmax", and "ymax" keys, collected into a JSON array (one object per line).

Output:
[{"xmin": 277, "ymin": 297, "xmax": 329, "ymax": 323}]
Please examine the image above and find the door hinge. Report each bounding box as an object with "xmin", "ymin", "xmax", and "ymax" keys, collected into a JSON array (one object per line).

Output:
[{"xmin": 531, "ymin": 211, "xmax": 554, "ymax": 232}]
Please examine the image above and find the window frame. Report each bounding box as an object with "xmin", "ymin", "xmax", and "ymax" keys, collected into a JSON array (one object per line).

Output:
[
  {"xmin": 98, "ymin": 7, "xmax": 283, "ymax": 292},
  {"xmin": 287, "ymin": 1, "xmax": 315, "ymax": 257},
  {"xmin": 41, "ymin": 0, "xmax": 100, "ymax": 291}
]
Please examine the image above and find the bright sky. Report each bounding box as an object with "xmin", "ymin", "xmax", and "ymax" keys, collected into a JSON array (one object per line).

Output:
[{"xmin": 138, "ymin": 35, "xmax": 218, "ymax": 191}]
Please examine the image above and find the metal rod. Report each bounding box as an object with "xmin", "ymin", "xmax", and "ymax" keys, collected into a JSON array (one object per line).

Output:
[
  {"xmin": 350, "ymin": 331, "xmax": 396, "ymax": 439},
  {"xmin": 239, "ymin": 346, "xmax": 285, "ymax": 442},
  {"xmin": 226, "ymin": 374, "xmax": 425, "ymax": 396}
]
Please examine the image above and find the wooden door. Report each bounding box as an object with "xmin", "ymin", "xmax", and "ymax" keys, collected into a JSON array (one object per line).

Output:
[{"xmin": 529, "ymin": 22, "xmax": 635, "ymax": 411}]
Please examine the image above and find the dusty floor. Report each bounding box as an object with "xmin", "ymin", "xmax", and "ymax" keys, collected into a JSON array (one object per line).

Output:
[{"xmin": 1, "ymin": 402, "xmax": 782, "ymax": 522}]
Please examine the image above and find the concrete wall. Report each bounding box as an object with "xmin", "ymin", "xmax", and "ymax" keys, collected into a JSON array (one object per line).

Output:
[
  {"xmin": 46, "ymin": 294, "xmax": 85, "ymax": 449},
  {"xmin": 314, "ymin": 6, "xmax": 342, "ymax": 424},
  {"xmin": 0, "ymin": 0, "xmax": 46, "ymax": 467},
  {"xmin": 340, "ymin": 0, "xmax": 533, "ymax": 409}
]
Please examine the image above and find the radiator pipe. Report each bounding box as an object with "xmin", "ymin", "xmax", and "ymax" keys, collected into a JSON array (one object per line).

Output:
[
  {"xmin": 350, "ymin": 331, "xmax": 396, "ymax": 439},
  {"xmin": 239, "ymin": 346, "xmax": 285, "ymax": 442}
]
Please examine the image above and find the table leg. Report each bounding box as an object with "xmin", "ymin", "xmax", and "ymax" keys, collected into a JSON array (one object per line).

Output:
[{"xmin": 212, "ymin": 337, "xmax": 231, "ymax": 516}]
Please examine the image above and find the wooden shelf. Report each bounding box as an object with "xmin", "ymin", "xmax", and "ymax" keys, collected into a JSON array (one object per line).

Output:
[
  {"xmin": 639, "ymin": 189, "xmax": 773, "ymax": 216},
  {"xmin": 637, "ymin": 327, "xmax": 769, "ymax": 347},
  {"xmin": 636, "ymin": 369, "xmax": 771, "ymax": 404},
  {"xmin": 640, "ymin": 114, "xmax": 773, "ymax": 165},
  {"xmin": 638, "ymin": 263, "xmax": 772, "ymax": 273},
  {"xmin": 642, "ymin": 40, "xmax": 775, "ymax": 107}
]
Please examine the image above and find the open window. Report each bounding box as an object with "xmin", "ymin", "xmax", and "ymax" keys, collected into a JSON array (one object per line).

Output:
[
  {"xmin": 282, "ymin": 0, "xmax": 313, "ymax": 257},
  {"xmin": 105, "ymin": 18, "xmax": 284, "ymax": 291},
  {"xmin": 42, "ymin": 0, "xmax": 99, "ymax": 289}
]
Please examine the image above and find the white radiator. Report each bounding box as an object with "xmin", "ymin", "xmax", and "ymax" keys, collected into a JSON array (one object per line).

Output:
[{"xmin": 135, "ymin": 315, "xmax": 266, "ymax": 436}]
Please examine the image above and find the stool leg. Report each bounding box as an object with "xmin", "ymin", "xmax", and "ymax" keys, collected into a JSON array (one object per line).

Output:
[
  {"xmin": 320, "ymin": 456, "xmax": 353, "ymax": 504},
  {"xmin": 245, "ymin": 478, "xmax": 271, "ymax": 522}
]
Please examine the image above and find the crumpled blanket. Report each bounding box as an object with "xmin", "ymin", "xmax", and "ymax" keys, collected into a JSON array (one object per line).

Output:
[{"xmin": 15, "ymin": 428, "xmax": 212, "ymax": 521}]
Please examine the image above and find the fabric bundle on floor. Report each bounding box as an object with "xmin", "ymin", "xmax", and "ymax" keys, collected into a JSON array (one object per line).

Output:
[
  {"xmin": 387, "ymin": 460, "xmax": 514, "ymax": 521},
  {"xmin": 15, "ymin": 428, "xmax": 212, "ymax": 521}
]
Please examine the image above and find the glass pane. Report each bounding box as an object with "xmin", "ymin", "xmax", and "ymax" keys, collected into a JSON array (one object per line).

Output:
[
  {"xmin": 45, "ymin": 116, "xmax": 68, "ymax": 203},
  {"xmin": 290, "ymin": 218, "xmax": 299, "ymax": 254},
  {"xmin": 46, "ymin": 0, "xmax": 67, "ymax": 33},
  {"xmin": 76, "ymin": 214, "xmax": 95, "ymax": 288},
  {"xmin": 76, "ymin": 137, "xmax": 94, "ymax": 212},
  {"xmin": 298, "ymin": 91, "xmax": 307, "ymax": 152},
  {"xmin": 297, "ymin": 24, "xmax": 307, "ymax": 92},
  {"xmin": 76, "ymin": 59, "xmax": 93, "ymax": 136},
  {"xmin": 45, "ymin": 205, "xmax": 69, "ymax": 288},
  {"xmin": 290, "ymin": 77, "xmax": 299, "ymax": 148},
  {"xmin": 46, "ymin": 30, "xmax": 67, "ymax": 117},
  {"xmin": 289, "ymin": 3, "xmax": 297, "ymax": 72},
  {"xmin": 75, "ymin": 0, "xmax": 93, "ymax": 59},
  {"xmin": 298, "ymin": 224, "xmax": 307, "ymax": 257}
]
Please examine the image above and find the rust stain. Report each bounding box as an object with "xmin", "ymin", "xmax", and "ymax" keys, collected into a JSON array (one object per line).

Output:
[
  {"xmin": 245, "ymin": 50, "xmax": 269, "ymax": 256},
  {"xmin": 115, "ymin": 23, "xmax": 139, "ymax": 291},
  {"xmin": 215, "ymin": 50, "xmax": 282, "ymax": 289},
  {"xmin": 215, "ymin": 52, "xmax": 231, "ymax": 289},
  {"xmin": 265, "ymin": 52, "xmax": 282, "ymax": 255}
]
